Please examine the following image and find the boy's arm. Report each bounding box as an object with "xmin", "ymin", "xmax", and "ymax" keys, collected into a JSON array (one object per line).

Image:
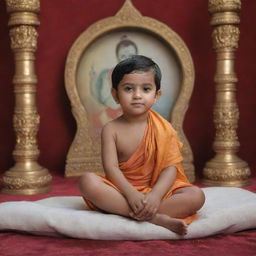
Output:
[
  {"xmin": 101, "ymin": 123, "xmax": 145, "ymax": 214},
  {"xmin": 151, "ymin": 165, "xmax": 177, "ymax": 198},
  {"xmin": 134, "ymin": 166, "xmax": 177, "ymax": 220}
]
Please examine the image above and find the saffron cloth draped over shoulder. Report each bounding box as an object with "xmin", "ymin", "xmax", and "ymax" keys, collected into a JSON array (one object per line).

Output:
[
  {"xmin": 84, "ymin": 110, "xmax": 195, "ymax": 224},
  {"xmin": 117, "ymin": 109, "xmax": 192, "ymax": 194}
]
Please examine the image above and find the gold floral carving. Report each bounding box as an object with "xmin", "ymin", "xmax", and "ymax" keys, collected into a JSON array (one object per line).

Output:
[
  {"xmin": 2, "ymin": 174, "xmax": 52, "ymax": 190},
  {"xmin": 203, "ymin": 167, "xmax": 250, "ymax": 186},
  {"xmin": 64, "ymin": 0, "xmax": 195, "ymax": 181},
  {"xmin": 14, "ymin": 113, "xmax": 40, "ymax": 149},
  {"xmin": 214, "ymin": 104, "xmax": 240, "ymax": 142},
  {"xmin": 203, "ymin": 0, "xmax": 250, "ymax": 186},
  {"xmin": 6, "ymin": 0, "xmax": 40, "ymax": 13},
  {"xmin": 10, "ymin": 25, "xmax": 37, "ymax": 50},
  {"xmin": 215, "ymin": 123, "xmax": 238, "ymax": 141},
  {"xmin": 208, "ymin": 0, "xmax": 241, "ymax": 13},
  {"xmin": 212, "ymin": 25, "xmax": 239, "ymax": 50},
  {"xmin": 211, "ymin": 12, "xmax": 240, "ymax": 26},
  {"xmin": 214, "ymin": 103, "xmax": 239, "ymax": 120}
]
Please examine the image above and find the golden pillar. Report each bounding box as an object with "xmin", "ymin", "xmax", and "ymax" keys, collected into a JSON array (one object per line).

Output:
[
  {"xmin": 1, "ymin": 0, "xmax": 52, "ymax": 195},
  {"xmin": 203, "ymin": 0, "xmax": 250, "ymax": 186}
]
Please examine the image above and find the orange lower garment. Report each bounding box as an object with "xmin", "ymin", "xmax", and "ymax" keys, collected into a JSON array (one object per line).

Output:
[{"xmin": 84, "ymin": 110, "xmax": 197, "ymax": 225}]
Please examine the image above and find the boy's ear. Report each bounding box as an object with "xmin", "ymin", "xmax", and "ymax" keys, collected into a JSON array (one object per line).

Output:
[
  {"xmin": 111, "ymin": 88, "xmax": 119, "ymax": 104},
  {"xmin": 155, "ymin": 90, "xmax": 162, "ymax": 103}
]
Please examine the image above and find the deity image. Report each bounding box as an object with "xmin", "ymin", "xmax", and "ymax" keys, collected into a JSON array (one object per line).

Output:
[
  {"xmin": 76, "ymin": 30, "xmax": 181, "ymax": 136},
  {"xmin": 89, "ymin": 35, "xmax": 138, "ymax": 131}
]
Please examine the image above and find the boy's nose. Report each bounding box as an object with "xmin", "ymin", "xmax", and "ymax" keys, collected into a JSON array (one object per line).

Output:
[{"xmin": 133, "ymin": 89, "xmax": 142, "ymax": 98}]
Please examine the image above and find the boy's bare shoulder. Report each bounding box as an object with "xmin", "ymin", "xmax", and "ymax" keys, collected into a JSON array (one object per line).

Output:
[{"xmin": 101, "ymin": 117, "xmax": 123, "ymax": 137}]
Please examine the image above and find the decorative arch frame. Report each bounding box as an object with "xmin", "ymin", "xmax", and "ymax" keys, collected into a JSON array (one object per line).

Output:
[{"xmin": 64, "ymin": 0, "xmax": 195, "ymax": 181}]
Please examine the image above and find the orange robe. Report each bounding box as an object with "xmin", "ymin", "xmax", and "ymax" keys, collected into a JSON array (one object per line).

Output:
[{"xmin": 85, "ymin": 110, "xmax": 196, "ymax": 224}]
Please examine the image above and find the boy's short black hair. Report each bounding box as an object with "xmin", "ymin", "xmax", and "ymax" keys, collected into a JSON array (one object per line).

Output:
[{"xmin": 111, "ymin": 55, "xmax": 162, "ymax": 90}]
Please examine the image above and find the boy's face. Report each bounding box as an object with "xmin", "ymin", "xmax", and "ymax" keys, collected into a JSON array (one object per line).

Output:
[{"xmin": 111, "ymin": 71, "xmax": 161, "ymax": 116}]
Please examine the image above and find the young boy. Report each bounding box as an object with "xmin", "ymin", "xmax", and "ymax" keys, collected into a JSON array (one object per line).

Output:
[{"xmin": 79, "ymin": 55, "xmax": 205, "ymax": 235}]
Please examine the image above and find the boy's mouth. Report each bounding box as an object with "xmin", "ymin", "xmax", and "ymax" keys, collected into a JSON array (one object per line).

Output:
[{"xmin": 131, "ymin": 103, "xmax": 144, "ymax": 106}]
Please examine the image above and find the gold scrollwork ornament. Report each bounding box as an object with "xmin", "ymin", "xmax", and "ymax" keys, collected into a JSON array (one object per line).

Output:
[
  {"xmin": 6, "ymin": 0, "xmax": 40, "ymax": 13},
  {"xmin": 212, "ymin": 25, "xmax": 239, "ymax": 50},
  {"xmin": 10, "ymin": 25, "xmax": 38, "ymax": 50},
  {"xmin": 208, "ymin": 0, "xmax": 241, "ymax": 13}
]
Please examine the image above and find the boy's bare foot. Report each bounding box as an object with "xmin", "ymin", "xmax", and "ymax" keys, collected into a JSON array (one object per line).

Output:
[{"xmin": 150, "ymin": 213, "xmax": 188, "ymax": 235}]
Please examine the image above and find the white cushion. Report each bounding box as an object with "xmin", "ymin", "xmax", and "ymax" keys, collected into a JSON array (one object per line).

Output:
[{"xmin": 0, "ymin": 187, "xmax": 256, "ymax": 240}]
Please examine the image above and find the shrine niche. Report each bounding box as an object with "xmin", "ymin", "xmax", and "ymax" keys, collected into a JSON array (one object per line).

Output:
[{"xmin": 64, "ymin": 0, "xmax": 195, "ymax": 182}]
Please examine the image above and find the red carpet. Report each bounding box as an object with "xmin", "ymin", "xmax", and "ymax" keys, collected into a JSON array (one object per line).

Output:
[{"xmin": 0, "ymin": 174, "xmax": 255, "ymax": 256}]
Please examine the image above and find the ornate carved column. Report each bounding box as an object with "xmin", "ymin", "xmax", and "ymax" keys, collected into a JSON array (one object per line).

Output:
[
  {"xmin": 1, "ymin": 0, "xmax": 52, "ymax": 195},
  {"xmin": 203, "ymin": 0, "xmax": 250, "ymax": 186}
]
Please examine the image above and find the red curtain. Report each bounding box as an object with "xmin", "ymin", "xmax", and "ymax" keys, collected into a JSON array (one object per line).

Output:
[{"xmin": 0, "ymin": 0, "xmax": 255, "ymax": 177}]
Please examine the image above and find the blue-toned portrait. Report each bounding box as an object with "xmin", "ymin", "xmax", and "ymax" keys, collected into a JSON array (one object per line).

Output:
[{"xmin": 76, "ymin": 30, "xmax": 181, "ymax": 135}]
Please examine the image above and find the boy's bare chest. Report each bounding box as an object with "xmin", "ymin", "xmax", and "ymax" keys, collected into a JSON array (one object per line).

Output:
[{"xmin": 115, "ymin": 125, "xmax": 146, "ymax": 163}]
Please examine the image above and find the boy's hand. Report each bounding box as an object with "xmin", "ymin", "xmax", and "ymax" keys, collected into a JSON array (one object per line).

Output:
[
  {"xmin": 126, "ymin": 190, "xmax": 145, "ymax": 216},
  {"xmin": 131, "ymin": 192, "xmax": 161, "ymax": 221}
]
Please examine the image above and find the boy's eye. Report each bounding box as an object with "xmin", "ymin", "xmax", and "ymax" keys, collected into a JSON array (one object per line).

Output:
[
  {"xmin": 143, "ymin": 87, "xmax": 151, "ymax": 92},
  {"xmin": 124, "ymin": 86, "xmax": 132, "ymax": 91}
]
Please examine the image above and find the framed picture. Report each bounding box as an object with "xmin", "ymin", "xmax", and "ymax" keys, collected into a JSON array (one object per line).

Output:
[
  {"xmin": 77, "ymin": 31, "xmax": 181, "ymax": 135},
  {"xmin": 65, "ymin": 0, "xmax": 195, "ymax": 181}
]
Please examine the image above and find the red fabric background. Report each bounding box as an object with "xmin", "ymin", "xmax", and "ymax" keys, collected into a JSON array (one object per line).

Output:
[
  {"xmin": 0, "ymin": 0, "xmax": 255, "ymax": 178},
  {"xmin": 1, "ymin": 2, "xmax": 255, "ymax": 254}
]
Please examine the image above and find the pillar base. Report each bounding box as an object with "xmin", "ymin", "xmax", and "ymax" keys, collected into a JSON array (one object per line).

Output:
[
  {"xmin": 202, "ymin": 177, "xmax": 250, "ymax": 187},
  {"xmin": 1, "ymin": 164, "xmax": 52, "ymax": 195},
  {"xmin": 202, "ymin": 156, "xmax": 251, "ymax": 187}
]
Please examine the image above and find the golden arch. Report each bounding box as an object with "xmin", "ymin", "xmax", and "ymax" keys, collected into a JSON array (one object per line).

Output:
[{"xmin": 64, "ymin": 0, "xmax": 195, "ymax": 182}]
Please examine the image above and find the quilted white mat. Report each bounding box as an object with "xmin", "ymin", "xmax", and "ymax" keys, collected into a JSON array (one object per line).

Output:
[{"xmin": 0, "ymin": 187, "xmax": 255, "ymax": 240}]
